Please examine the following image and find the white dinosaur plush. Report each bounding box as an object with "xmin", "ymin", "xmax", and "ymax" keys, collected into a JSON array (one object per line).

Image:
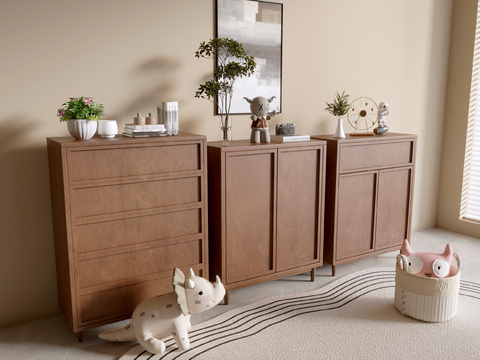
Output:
[{"xmin": 99, "ymin": 268, "xmax": 226, "ymax": 354}]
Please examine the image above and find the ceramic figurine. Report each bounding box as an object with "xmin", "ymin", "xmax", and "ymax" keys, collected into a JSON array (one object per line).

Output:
[
  {"xmin": 99, "ymin": 268, "xmax": 226, "ymax": 354},
  {"xmin": 243, "ymin": 96, "xmax": 277, "ymax": 143},
  {"xmin": 374, "ymin": 102, "xmax": 390, "ymax": 135}
]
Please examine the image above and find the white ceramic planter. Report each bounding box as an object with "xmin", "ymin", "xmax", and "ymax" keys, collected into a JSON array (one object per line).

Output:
[
  {"xmin": 97, "ymin": 120, "xmax": 118, "ymax": 138},
  {"xmin": 334, "ymin": 117, "xmax": 346, "ymax": 138},
  {"xmin": 67, "ymin": 119, "xmax": 97, "ymax": 140}
]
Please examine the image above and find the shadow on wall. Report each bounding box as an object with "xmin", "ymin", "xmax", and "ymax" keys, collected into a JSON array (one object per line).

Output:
[
  {"xmin": 0, "ymin": 117, "xmax": 60, "ymax": 327},
  {"xmin": 109, "ymin": 56, "xmax": 179, "ymax": 123}
]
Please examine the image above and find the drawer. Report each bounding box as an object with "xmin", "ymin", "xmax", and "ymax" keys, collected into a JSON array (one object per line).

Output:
[
  {"xmin": 75, "ymin": 209, "xmax": 201, "ymax": 254},
  {"xmin": 339, "ymin": 140, "xmax": 414, "ymax": 172},
  {"xmin": 79, "ymin": 268, "xmax": 205, "ymax": 324},
  {"xmin": 69, "ymin": 143, "xmax": 201, "ymax": 182},
  {"xmin": 72, "ymin": 177, "xmax": 200, "ymax": 218},
  {"xmin": 76, "ymin": 239, "xmax": 202, "ymax": 289}
]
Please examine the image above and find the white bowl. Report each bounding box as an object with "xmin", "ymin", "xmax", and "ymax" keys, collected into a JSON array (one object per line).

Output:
[{"xmin": 97, "ymin": 120, "xmax": 118, "ymax": 138}]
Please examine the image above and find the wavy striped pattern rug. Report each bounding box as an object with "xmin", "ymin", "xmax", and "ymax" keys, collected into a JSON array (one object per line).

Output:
[{"xmin": 120, "ymin": 268, "xmax": 480, "ymax": 360}]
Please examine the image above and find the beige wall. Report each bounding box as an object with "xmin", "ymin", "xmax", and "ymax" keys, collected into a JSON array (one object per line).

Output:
[
  {"xmin": 0, "ymin": 0, "xmax": 452, "ymax": 327},
  {"xmin": 437, "ymin": 0, "xmax": 480, "ymax": 238}
]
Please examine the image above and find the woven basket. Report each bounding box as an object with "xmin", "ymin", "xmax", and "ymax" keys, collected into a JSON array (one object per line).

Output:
[{"xmin": 395, "ymin": 252, "xmax": 461, "ymax": 322}]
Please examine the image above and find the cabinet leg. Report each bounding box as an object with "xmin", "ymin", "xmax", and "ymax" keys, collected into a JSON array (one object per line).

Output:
[
  {"xmin": 310, "ymin": 268, "xmax": 316, "ymax": 282},
  {"xmin": 332, "ymin": 265, "xmax": 336, "ymax": 277},
  {"xmin": 224, "ymin": 290, "xmax": 230, "ymax": 305},
  {"xmin": 76, "ymin": 331, "xmax": 83, "ymax": 343}
]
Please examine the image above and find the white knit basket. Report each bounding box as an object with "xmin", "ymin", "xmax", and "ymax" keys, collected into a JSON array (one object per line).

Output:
[{"xmin": 395, "ymin": 252, "xmax": 461, "ymax": 322}]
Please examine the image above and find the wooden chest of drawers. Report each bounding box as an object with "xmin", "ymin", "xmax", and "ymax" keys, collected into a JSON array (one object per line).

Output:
[
  {"xmin": 47, "ymin": 133, "xmax": 208, "ymax": 339},
  {"xmin": 311, "ymin": 133, "xmax": 416, "ymax": 276}
]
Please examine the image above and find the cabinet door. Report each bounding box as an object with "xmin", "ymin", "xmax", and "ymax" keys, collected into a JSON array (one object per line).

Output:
[
  {"xmin": 276, "ymin": 147, "xmax": 323, "ymax": 271},
  {"xmin": 336, "ymin": 171, "xmax": 377, "ymax": 260},
  {"xmin": 225, "ymin": 150, "xmax": 276, "ymax": 284},
  {"xmin": 375, "ymin": 167, "xmax": 413, "ymax": 250}
]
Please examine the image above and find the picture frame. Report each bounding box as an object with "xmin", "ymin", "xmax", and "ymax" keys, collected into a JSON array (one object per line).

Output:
[{"xmin": 216, "ymin": 0, "xmax": 283, "ymax": 114}]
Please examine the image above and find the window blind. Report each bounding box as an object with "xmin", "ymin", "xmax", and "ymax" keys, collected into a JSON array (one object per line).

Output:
[{"xmin": 461, "ymin": 1, "xmax": 480, "ymax": 222}]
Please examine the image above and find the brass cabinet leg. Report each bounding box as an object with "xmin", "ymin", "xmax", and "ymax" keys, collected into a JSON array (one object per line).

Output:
[
  {"xmin": 310, "ymin": 268, "xmax": 316, "ymax": 282},
  {"xmin": 224, "ymin": 290, "xmax": 230, "ymax": 305},
  {"xmin": 332, "ymin": 265, "xmax": 336, "ymax": 277},
  {"xmin": 77, "ymin": 331, "xmax": 83, "ymax": 343}
]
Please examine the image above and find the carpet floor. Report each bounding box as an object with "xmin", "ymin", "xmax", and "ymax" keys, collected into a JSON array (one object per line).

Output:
[{"xmin": 119, "ymin": 268, "xmax": 480, "ymax": 360}]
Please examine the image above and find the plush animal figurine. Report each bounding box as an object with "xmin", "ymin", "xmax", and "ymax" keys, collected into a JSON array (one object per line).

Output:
[
  {"xmin": 99, "ymin": 268, "xmax": 226, "ymax": 354},
  {"xmin": 243, "ymin": 95, "xmax": 277, "ymax": 143},
  {"xmin": 400, "ymin": 239, "xmax": 453, "ymax": 278},
  {"xmin": 374, "ymin": 101, "xmax": 390, "ymax": 135}
]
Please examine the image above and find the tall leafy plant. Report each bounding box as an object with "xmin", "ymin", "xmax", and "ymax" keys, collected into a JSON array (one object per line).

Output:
[{"xmin": 195, "ymin": 38, "xmax": 256, "ymax": 133}]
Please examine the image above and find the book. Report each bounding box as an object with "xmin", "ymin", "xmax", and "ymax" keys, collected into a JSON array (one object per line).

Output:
[
  {"xmin": 122, "ymin": 132, "xmax": 167, "ymax": 137},
  {"xmin": 123, "ymin": 130, "xmax": 165, "ymax": 135},
  {"xmin": 158, "ymin": 101, "xmax": 178, "ymax": 135},
  {"xmin": 270, "ymin": 134, "xmax": 310, "ymax": 142},
  {"xmin": 172, "ymin": 101, "xmax": 178, "ymax": 135},
  {"xmin": 124, "ymin": 124, "xmax": 165, "ymax": 131}
]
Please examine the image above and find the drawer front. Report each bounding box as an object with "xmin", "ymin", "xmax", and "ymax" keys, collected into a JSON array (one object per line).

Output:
[
  {"xmin": 78, "ymin": 268, "xmax": 205, "ymax": 324},
  {"xmin": 72, "ymin": 177, "xmax": 200, "ymax": 218},
  {"xmin": 75, "ymin": 209, "xmax": 201, "ymax": 254},
  {"xmin": 69, "ymin": 143, "xmax": 200, "ymax": 181},
  {"xmin": 339, "ymin": 140, "xmax": 413, "ymax": 172},
  {"xmin": 76, "ymin": 239, "xmax": 202, "ymax": 289}
]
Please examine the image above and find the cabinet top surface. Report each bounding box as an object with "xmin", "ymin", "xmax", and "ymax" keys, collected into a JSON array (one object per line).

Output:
[
  {"xmin": 207, "ymin": 138, "xmax": 326, "ymax": 151},
  {"xmin": 47, "ymin": 132, "xmax": 206, "ymax": 147},
  {"xmin": 311, "ymin": 132, "xmax": 417, "ymax": 143}
]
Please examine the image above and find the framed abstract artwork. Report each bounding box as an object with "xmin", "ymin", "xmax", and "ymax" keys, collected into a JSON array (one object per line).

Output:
[{"xmin": 216, "ymin": 0, "xmax": 283, "ymax": 114}]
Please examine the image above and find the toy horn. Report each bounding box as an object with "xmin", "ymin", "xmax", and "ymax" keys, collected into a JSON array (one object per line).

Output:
[
  {"xmin": 216, "ymin": 275, "xmax": 221, "ymax": 284},
  {"xmin": 243, "ymin": 97, "xmax": 253, "ymax": 104},
  {"xmin": 267, "ymin": 96, "xmax": 276, "ymax": 103},
  {"xmin": 187, "ymin": 278, "xmax": 195, "ymax": 289},
  {"xmin": 190, "ymin": 268, "xmax": 195, "ymax": 277}
]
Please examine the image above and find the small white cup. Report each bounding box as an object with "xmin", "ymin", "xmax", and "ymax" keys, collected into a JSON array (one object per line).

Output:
[{"xmin": 98, "ymin": 120, "xmax": 118, "ymax": 138}]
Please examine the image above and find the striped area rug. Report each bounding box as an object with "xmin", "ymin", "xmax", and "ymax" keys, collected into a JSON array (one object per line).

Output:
[{"xmin": 120, "ymin": 268, "xmax": 480, "ymax": 360}]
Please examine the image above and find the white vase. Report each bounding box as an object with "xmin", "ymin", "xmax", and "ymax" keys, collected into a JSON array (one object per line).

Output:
[
  {"xmin": 97, "ymin": 120, "xmax": 118, "ymax": 138},
  {"xmin": 67, "ymin": 119, "xmax": 97, "ymax": 140},
  {"xmin": 334, "ymin": 117, "xmax": 346, "ymax": 138}
]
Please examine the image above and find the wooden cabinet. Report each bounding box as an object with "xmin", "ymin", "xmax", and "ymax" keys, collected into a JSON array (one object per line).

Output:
[
  {"xmin": 47, "ymin": 133, "xmax": 208, "ymax": 339},
  {"xmin": 311, "ymin": 133, "xmax": 416, "ymax": 276},
  {"xmin": 207, "ymin": 140, "xmax": 326, "ymax": 303}
]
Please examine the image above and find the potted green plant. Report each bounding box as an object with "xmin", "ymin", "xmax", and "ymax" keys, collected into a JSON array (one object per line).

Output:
[
  {"xmin": 324, "ymin": 90, "xmax": 352, "ymax": 138},
  {"xmin": 195, "ymin": 38, "xmax": 256, "ymax": 142},
  {"xmin": 57, "ymin": 96, "xmax": 105, "ymax": 140}
]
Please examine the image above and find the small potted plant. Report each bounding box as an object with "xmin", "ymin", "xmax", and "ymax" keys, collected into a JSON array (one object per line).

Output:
[
  {"xmin": 57, "ymin": 96, "xmax": 105, "ymax": 140},
  {"xmin": 324, "ymin": 90, "xmax": 352, "ymax": 138},
  {"xmin": 195, "ymin": 38, "xmax": 256, "ymax": 142}
]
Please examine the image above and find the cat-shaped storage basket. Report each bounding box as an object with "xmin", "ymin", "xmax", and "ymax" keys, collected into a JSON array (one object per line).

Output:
[{"xmin": 395, "ymin": 252, "xmax": 461, "ymax": 322}]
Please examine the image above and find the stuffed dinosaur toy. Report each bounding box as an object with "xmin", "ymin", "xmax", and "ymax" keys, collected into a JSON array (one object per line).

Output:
[{"xmin": 99, "ymin": 268, "xmax": 226, "ymax": 354}]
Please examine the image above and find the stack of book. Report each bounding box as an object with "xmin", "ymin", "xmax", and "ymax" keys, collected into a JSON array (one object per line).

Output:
[
  {"xmin": 157, "ymin": 101, "xmax": 178, "ymax": 135},
  {"xmin": 270, "ymin": 134, "xmax": 310, "ymax": 142},
  {"xmin": 122, "ymin": 124, "xmax": 166, "ymax": 138}
]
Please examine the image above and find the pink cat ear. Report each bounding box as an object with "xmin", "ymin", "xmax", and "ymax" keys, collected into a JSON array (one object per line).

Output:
[
  {"xmin": 443, "ymin": 243, "xmax": 453, "ymax": 257},
  {"xmin": 401, "ymin": 239, "xmax": 412, "ymax": 255}
]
